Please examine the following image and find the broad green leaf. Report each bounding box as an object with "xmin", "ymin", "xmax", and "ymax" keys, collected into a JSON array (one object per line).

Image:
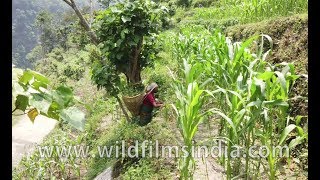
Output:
[
  {"xmin": 128, "ymin": 41, "xmax": 137, "ymax": 46},
  {"xmin": 59, "ymin": 107, "xmax": 86, "ymax": 131},
  {"xmin": 111, "ymin": 7, "xmax": 122, "ymax": 13},
  {"xmin": 121, "ymin": 30, "xmax": 126, "ymax": 39},
  {"xmin": 116, "ymin": 39, "xmax": 122, "ymax": 47},
  {"xmin": 29, "ymin": 93, "xmax": 52, "ymax": 114},
  {"xmin": 116, "ymin": 53, "xmax": 123, "ymax": 60},
  {"xmin": 47, "ymin": 102, "xmax": 60, "ymax": 120},
  {"xmin": 15, "ymin": 95, "xmax": 29, "ymax": 111},
  {"xmin": 133, "ymin": 36, "xmax": 140, "ymax": 44},
  {"xmin": 105, "ymin": 16, "xmax": 116, "ymax": 23},
  {"xmin": 12, "ymin": 82, "xmax": 27, "ymax": 96},
  {"xmin": 31, "ymin": 70, "xmax": 50, "ymax": 85},
  {"xmin": 31, "ymin": 81, "xmax": 48, "ymax": 90},
  {"xmin": 20, "ymin": 70, "xmax": 49, "ymax": 86},
  {"xmin": 19, "ymin": 71, "xmax": 34, "ymax": 85},
  {"xmin": 52, "ymin": 86, "xmax": 74, "ymax": 107}
]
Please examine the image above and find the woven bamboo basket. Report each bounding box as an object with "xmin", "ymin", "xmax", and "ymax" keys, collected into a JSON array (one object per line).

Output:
[{"xmin": 122, "ymin": 92, "xmax": 146, "ymax": 116}]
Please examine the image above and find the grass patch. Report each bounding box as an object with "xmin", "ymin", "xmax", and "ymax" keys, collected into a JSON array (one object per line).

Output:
[
  {"xmin": 86, "ymin": 118, "xmax": 179, "ymax": 179},
  {"xmin": 173, "ymin": 0, "xmax": 307, "ymax": 31}
]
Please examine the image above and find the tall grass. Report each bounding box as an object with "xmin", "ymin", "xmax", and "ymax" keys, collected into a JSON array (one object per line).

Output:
[
  {"xmin": 238, "ymin": 0, "xmax": 308, "ymax": 23},
  {"xmin": 169, "ymin": 26, "xmax": 307, "ymax": 179},
  {"xmin": 176, "ymin": 0, "xmax": 308, "ymax": 28}
]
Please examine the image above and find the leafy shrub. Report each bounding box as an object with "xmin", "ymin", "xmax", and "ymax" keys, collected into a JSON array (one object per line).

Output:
[
  {"xmin": 192, "ymin": 0, "xmax": 216, "ymax": 8},
  {"xmin": 35, "ymin": 48, "xmax": 88, "ymax": 85}
]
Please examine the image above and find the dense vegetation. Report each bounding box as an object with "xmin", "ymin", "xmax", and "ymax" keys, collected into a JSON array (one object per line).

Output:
[
  {"xmin": 12, "ymin": 0, "xmax": 308, "ymax": 179},
  {"xmin": 12, "ymin": 0, "xmax": 97, "ymax": 68}
]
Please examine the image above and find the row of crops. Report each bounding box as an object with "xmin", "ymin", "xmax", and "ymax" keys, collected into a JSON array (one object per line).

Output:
[{"xmin": 168, "ymin": 26, "xmax": 307, "ymax": 179}]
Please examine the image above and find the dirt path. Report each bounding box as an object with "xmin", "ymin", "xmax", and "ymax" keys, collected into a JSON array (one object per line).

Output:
[
  {"xmin": 12, "ymin": 114, "xmax": 58, "ymax": 168},
  {"xmin": 167, "ymin": 116, "xmax": 226, "ymax": 179},
  {"xmin": 192, "ymin": 119, "xmax": 226, "ymax": 180}
]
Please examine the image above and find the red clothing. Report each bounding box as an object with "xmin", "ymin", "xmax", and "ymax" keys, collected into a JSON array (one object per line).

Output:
[{"xmin": 143, "ymin": 92, "xmax": 156, "ymax": 107}]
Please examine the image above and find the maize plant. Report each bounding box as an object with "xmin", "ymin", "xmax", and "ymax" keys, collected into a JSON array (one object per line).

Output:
[
  {"xmin": 171, "ymin": 58, "xmax": 213, "ymax": 179},
  {"xmin": 171, "ymin": 27, "xmax": 305, "ymax": 179}
]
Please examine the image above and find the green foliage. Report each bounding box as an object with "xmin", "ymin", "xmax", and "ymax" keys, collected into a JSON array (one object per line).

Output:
[
  {"xmin": 235, "ymin": 0, "xmax": 308, "ymax": 23},
  {"xmin": 13, "ymin": 93, "xmax": 113, "ymax": 180},
  {"xmin": 12, "ymin": 66, "xmax": 86, "ymax": 131},
  {"xmin": 171, "ymin": 66, "xmax": 208, "ymax": 178},
  {"xmin": 86, "ymin": 119, "xmax": 177, "ymax": 179},
  {"xmin": 191, "ymin": 0, "xmax": 216, "ymax": 7},
  {"xmin": 26, "ymin": 45, "xmax": 44, "ymax": 64},
  {"xmin": 121, "ymin": 82, "xmax": 146, "ymax": 97},
  {"xmin": 34, "ymin": 47, "xmax": 88, "ymax": 85},
  {"xmin": 121, "ymin": 158, "xmax": 172, "ymax": 179},
  {"xmin": 174, "ymin": 0, "xmax": 307, "ymax": 32},
  {"xmin": 91, "ymin": 59, "xmax": 122, "ymax": 97},
  {"xmin": 12, "ymin": 128, "xmax": 86, "ymax": 179},
  {"xmin": 12, "ymin": 0, "xmax": 76, "ymax": 68},
  {"xmin": 170, "ymin": 27, "xmax": 306, "ymax": 179},
  {"xmin": 176, "ymin": 0, "xmax": 192, "ymax": 7},
  {"xmin": 91, "ymin": 0, "xmax": 169, "ymax": 96},
  {"xmin": 94, "ymin": 0, "xmax": 168, "ymax": 68}
]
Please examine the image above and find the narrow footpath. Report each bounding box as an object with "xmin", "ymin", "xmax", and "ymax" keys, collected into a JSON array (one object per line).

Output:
[{"xmin": 12, "ymin": 114, "xmax": 57, "ymax": 168}]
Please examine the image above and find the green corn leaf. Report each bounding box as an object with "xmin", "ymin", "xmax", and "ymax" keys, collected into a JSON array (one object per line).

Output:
[
  {"xmin": 254, "ymin": 78, "xmax": 266, "ymax": 97},
  {"xmin": 263, "ymin": 99, "xmax": 288, "ymax": 107},
  {"xmin": 279, "ymin": 124, "xmax": 296, "ymax": 145},
  {"xmin": 234, "ymin": 35, "xmax": 258, "ymax": 63},
  {"xmin": 236, "ymin": 73, "xmax": 243, "ymax": 89},
  {"xmin": 190, "ymin": 90, "xmax": 204, "ymax": 110},
  {"xmin": 234, "ymin": 109, "xmax": 246, "ymax": 127},
  {"xmin": 246, "ymin": 100, "xmax": 262, "ymax": 108},
  {"xmin": 275, "ymin": 71, "xmax": 287, "ymax": 93},
  {"xmin": 210, "ymin": 110, "xmax": 237, "ymax": 136},
  {"xmin": 295, "ymin": 115, "xmax": 306, "ymax": 125},
  {"xmin": 296, "ymin": 126, "xmax": 305, "ymax": 137},
  {"xmin": 289, "ymin": 136, "xmax": 305, "ymax": 149},
  {"xmin": 257, "ymin": 71, "xmax": 274, "ymax": 81}
]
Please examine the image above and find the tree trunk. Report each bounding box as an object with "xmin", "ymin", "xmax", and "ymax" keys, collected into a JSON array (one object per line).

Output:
[
  {"xmin": 62, "ymin": 0, "xmax": 99, "ymax": 44},
  {"xmin": 126, "ymin": 37, "xmax": 143, "ymax": 84}
]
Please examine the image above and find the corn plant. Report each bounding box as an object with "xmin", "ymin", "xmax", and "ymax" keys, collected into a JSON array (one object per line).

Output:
[
  {"xmin": 171, "ymin": 58, "xmax": 214, "ymax": 179},
  {"xmin": 170, "ymin": 27, "xmax": 305, "ymax": 179}
]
